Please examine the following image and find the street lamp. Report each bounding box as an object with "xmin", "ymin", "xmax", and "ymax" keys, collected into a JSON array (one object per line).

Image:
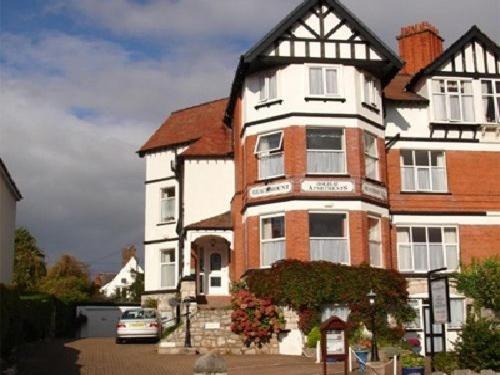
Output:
[
  {"xmin": 367, "ymin": 290, "xmax": 379, "ymax": 362},
  {"xmin": 184, "ymin": 296, "xmax": 196, "ymax": 348}
]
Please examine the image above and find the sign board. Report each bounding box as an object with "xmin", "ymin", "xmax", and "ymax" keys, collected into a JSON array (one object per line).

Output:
[
  {"xmin": 326, "ymin": 330, "xmax": 345, "ymax": 355},
  {"xmin": 362, "ymin": 182, "xmax": 387, "ymax": 200},
  {"xmin": 205, "ymin": 322, "xmax": 221, "ymax": 329},
  {"xmin": 301, "ymin": 180, "xmax": 354, "ymax": 193},
  {"xmin": 249, "ymin": 182, "xmax": 292, "ymax": 198},
  {"xmin": 431, "ymin": 278, "xmax": 449, "ymax": 324}
]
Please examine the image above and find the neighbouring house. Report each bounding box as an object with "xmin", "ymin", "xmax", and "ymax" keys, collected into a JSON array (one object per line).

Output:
[
  {"xmin": 100, "ymin": 247, "xmax": 144, "ymax": 298},
  {"xmin": 0, "ymin": 158, "xmax": 22, "ymax": 285},
  {"xmin": 139, "ymin": 0, "xmax": 500, "ymax": 355}
]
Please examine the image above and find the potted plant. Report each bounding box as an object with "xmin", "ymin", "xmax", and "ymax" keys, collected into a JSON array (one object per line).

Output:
[
  {"xmin": 400, "ymin": 353, "xmax": 425, "ymax": 375},
  {"xmin": 349, "ymin": 325, "xmax": 371, "ymax": 371}
]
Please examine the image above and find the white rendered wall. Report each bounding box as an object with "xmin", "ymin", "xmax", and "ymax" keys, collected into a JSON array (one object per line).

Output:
[
  {"xmin": 385, "ymin": 104, "xmax": 430, "ymax": 138},
  {"xmin": 100, "ymin": 257, "xmax": 144, "ymax": 297},
  {"xmin": 0, "ymin": 174, "xmax": 17, "ymax": 284},
  {"xmin": 183, "ymin": 159, "xmax": 235, "ymax": 226}
]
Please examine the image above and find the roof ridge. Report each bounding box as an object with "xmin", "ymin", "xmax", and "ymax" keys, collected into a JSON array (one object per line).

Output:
[{"xmin": 171, "ymin": 97, "xmax": 228, "ymax": 115}]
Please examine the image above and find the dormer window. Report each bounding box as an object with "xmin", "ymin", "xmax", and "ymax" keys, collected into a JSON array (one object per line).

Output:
[
  {"xmin": 308, "ymin": 66, "xmax": 339, "ymax": 96},
  {"xmin": 481, "ymin": 79, "xmax": 500, "ymax": 123},
  {"xmin": 259, "ymin": 71, "xmax": 277, "ymax": 102},
  {"xmin": 432, "ymin": 79, "xmax": 474, "ymax": 122},
  {"xmin": 255, "ymin": 131, "xmax": 284, "ymax": 180}
]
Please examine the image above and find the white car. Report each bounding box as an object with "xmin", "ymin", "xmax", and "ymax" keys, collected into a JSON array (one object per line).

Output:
[{"xmin": 115, "ymin": 308, "xmax": 162, "ymax": 343}]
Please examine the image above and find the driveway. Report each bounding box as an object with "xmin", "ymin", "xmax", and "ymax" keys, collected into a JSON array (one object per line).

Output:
[{"xmin": 17, "ymin": 338, "xmax": 344, "ymax": 375}]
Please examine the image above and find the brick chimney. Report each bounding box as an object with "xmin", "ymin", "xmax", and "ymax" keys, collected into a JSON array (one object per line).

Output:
[
  {"xmin": 397, "ymin": 22, "xmax": 444, "ymax": 74},
  {"xmin": 122, "ymin": 245, "xmax": 137, "ymax": 266}
]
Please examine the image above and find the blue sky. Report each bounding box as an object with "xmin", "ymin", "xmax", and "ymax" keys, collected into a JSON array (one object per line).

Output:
[{"xmin": 1, "ymin": 0, "xmax": 498, "ymax": 275}]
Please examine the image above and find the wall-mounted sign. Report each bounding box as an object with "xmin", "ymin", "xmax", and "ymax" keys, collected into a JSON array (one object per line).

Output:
[
  {"xmin": 362, "ymin": 181, "xmax": 387, "ymax": 200},
  {"xmin": 205, "ymin": 322, "xmax": 221, "ymax": 329},
  {"xmin": 301, "ymin": 180, "xmax": 354, "ymax": 193},
  {"xmin": 249, "ymin": 181, "xmax": 292, "ymax": 198},
  {"xmin": 431, "ymin": 278, "xmax": 449, "ymax": 324}
]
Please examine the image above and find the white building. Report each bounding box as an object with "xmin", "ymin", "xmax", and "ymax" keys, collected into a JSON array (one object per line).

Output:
[
  {"xmin": 100, "ymin": 255, "xmax": 144, "ymax": 298},
  {"xmin": 0, "ymin": 158, "xmax": 22, "ymax": 285}
]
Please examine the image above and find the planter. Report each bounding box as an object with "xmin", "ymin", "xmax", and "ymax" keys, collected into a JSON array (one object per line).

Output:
[
  {"xmin": 354, "ymin": 349, "xmax": 369, "ymax": 372},
  {"xmin": 402, "ymin": 367, "xmax": 425, "ymax": 375}
]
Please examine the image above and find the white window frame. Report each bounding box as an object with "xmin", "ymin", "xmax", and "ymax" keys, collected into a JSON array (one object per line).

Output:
[
  {"xmin": 396, "ymin": 225, "xmax": 459, "ymax": 273},
  {"xmin": 255, "ymin": 131, "xmax": 284, "ymax": 180},
  {"xmin": 306, "ymin": 127, "xmax": 347, "ymax": 175},
  {"xmin": 309, "ymin": 211, "xmax": 350, "ymax": 265},
  {"xmin": 260, "ymin": 213, "xmax": 286, "ymax": 268},
  {"xmin": 160, "ymin": 187, "xmax": 176, "ymax": 223},
  {"xmin": 259, "ymin": 70, "xmax": 278, "ymax": 103},
  {"xmin": 160, "ymin": 248, "xmax": 177, "ymax": 289},
  {"xmin": 448, "ymin": 298, "xmax": 465, "ymax": 329},
  {"xmin": 364, "ymin": 132, "xmax": 379, "ymax": 180},
  {"xmin": 368, "ymin": 216, "xmax": 383, "ymax": 268},
  {"xmin": 481, "ymin": 79, "xmax": 500, "ymax": 123},
  {"xmin": 362, "ymin": 73, "xmax": 379, "ymax": 108},
  {"xmin": 431, "ymin": 78, "xmax": 475, "ymax": 122},
  {"xmin": 307, "ymin": 65, "xmax": 342, "ymax": 98},
  {"xmin": 400, "ymin": 150, "xmax": 448, "ymax": 192},
  {"xmin": 405, "ymin": 298, "xmax": 423, "ymax": 329}
]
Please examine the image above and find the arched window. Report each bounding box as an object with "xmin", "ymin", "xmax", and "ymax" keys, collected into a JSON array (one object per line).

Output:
[{"xmin": 210, "ymin": 253, "xmax": 222, "ymax": 271}]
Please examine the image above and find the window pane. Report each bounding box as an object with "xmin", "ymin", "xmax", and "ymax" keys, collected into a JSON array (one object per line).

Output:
[
  {"xmin": 461, "ymin": 81, "xmax": 473, "ymax": 94},
  {"xmin": 429, "ymin": 244, "xmax": 444, "ymax": 269},
  {"xmin": 364, "ymin": 77, "xmax": 371, "ymax": 102},
  {"xmin": 262, "ymin": 216, "xmax": 285, "ymax": 240},
  {"xmin": 450, "ymin": 300, "xmax": 464, "ymax": 327},
  {"xmin": 370, "ymin": 243, "xmax": 382, "ymax": 267},
  {"xmin": 259, "ymin": 76, "xmax": 266, "ymax": 101},
  {"xmin": 401, "ymin": 150, "xmax": 414, "ymax": 166},
  {"xmin": 413, "ymin": 244, "xmax": 428, "ymax": 271},
  {"xmin": 447, "ymin": 80, "xmax": 458, "ymax": 92},
  {"xmin": 496, "ymin": 81, "xmax": 500, "ymax": 93},
  {"xmin": 428, "ymin": 228, "xmax": 442, "ymax": 243},
  {"xmin": 262, "ymin": 240, "xmax": 285, "ymax": 267},
  {"xmin": 412, "ymin": 227, "xmax": 426, "ymax": 242},
  {"xmin": 309, "ymin": 68, "xmax": 324, "ymax": 95},
  {"xmin": 402, "ymin": 166, "xmax": 415, "ymax": 190},
  {"xmin": 268, "ymin": 74, "xmax": 277, "ymax": 99},
  {"xmin": 417, "ymin": 168, "xmax": 431, "ymax": 190},
  {"xmin": 257, "ymin": 132, "xmax": 282, "ymax": 152},
  {"xmin": 310, "ymin": 238, "xmax": 348, "ymax": 263},
  {"xmin": 309, "ymin": 213, "xmax": 345, "ymax": 237},
  {"xmin": 369, "ymin": 218, "xmax": 380, "ymax": 241},
  {"xmin": 431, "ymin": 168, "xmax": 447, "ymax": 191},
  {"xmin": 161, "ymin": 250, "xmax": 175, "ymax": 263},
  {"xmin": 432, "ymin": 79, "xmax": 445, "ymax": 93},
  {"xmin": 210, "ymin": 276, "xmax": 222, "ymax": 287},
  {"xmin": 446, "ymin": 245, "xmax": 459, "ymax": 270},
  {"xmin": 462, "ymin": 96, "xmax": 475, "ymax": 122},
  {"xmin": 481, "ymin": 80, "xmax": 493, "ymax": 94},
  {"xmin": 161, "ymin": 263, "xmax": 175, "ymax": 287},
  {"xmin": 397, "ymin": 228, "xmax": 410, "ymax": 243},
  {"xmin": 307, "ymin": 150, "xmax": 345, "ymax": 174},
  {"xmin": 483, "ymin": 97, "xmax": 496, "ymax": 122},
  {"xmin": 430, "ymin": 152, "xmax": 445, "ymax": 167},
  {"xmin": 259, "ymin": 153, "xmax": 284, "ymax": 178},
  {"xmin": 433, "ymin": 94, "xmax": 447, "ymax": 121},
  {"xmin": 415, "ymin": 151, "xmax": 430, "ymax": 166},
  {"xmin": 449, "ymin": 95, "xmax": 461, "ymax": 120},
  {"xmin": 398, "ymin": 245, "xmax": 412, "ymax": 270},
  {"xmin": 307, "ymin": 129, "xmax": 343, "ymax": 150},
  {"xmin": 325, "ymin": 69, "xmax": 338, "ymax": 94},
  {"xmin": 210, "ymin": 253, "xmax": 222, "ymax": 271},
  {"xmin": 444, "ymin": 227, "xmax": 457, "ymax": 243},
  {"xmin": 364, "ymin": 134, "xmax": 377, "ymax": 156}
]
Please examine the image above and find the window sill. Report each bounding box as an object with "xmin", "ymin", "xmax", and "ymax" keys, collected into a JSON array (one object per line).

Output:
[
  {"xmin": 304, "ymin": 96, "xmax": 346, "ymax": 103},
  {"xmin": 361, "ymin": 102, "xmax": 380, "ymax": 114},
  {"xmin": 255, "ymin": 99, "xmax": 283, "ymax": 110},
  {"xmin": 430, "ymin": 121, "xmax": 480, "ymax": 127},
  {"xmin": 364, "ymin": 177, "xmax": 384, "ymax": 186},
  {"xmin": 157, "ymin": 221, "xmax": 176, "ymax": 226},
  {"xmin": 399, "ymin": 191, "xmax": 451, "ymax": 195}
]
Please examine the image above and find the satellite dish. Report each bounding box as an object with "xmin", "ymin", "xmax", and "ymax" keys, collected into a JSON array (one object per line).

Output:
[{"xmin": 168, "ymin": 297, "xmax": 180, "ymax": 307}]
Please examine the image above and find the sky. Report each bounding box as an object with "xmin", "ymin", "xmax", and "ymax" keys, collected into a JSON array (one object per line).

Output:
[{"xmin": 1, "ymin": 0, "xmax": 498, "ymax": 276}]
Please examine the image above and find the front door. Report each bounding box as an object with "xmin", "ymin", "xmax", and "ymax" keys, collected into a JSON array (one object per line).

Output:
[
  {"xmin": 423, "ymin": 306, "xmax": 445, "ymax": 354},
  {"xmin": 207, "ymin": 250, "xmax": 227, "ymax": 295}
]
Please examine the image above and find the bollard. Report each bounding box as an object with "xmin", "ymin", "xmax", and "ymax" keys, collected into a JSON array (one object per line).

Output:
[{"xmin": 193, "ymin": 351, "xmax": 227, "ymax": 375}]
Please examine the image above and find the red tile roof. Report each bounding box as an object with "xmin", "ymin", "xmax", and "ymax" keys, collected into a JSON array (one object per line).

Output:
[
  {"xmin": 185, "ymin": 211, "xmax": 232, "ymax": 230},
  {"xmin": 139, "ymin": 98, "xmax": 232, "ymax": 157},
  {"xmin": 384, "ymin": 73, "xmax": 428, "ymax": 102}
]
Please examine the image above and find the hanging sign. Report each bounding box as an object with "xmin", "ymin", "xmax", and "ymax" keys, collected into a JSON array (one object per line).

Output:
[
  {"xmin": 249, "ymin": 182, "xmax": 292, "ymax": 198},
  {"xmin": 362, "ymin": 181, "xmax": 387, "ymax": 200},
  {"xmin": 301, "ymin": 180, "xmax": 354, "ymax": 193},
  {"xmin": 430, "ymin": 277, "xmax": 450, "ymax": 324}
]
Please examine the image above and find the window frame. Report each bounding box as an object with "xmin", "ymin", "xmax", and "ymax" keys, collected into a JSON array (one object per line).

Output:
[
  {"xmin": 480, "ymin": 79, "xmax": 500, "ymax": 123},
  {"xmin": 160, "ymin": 187, "xmax": 176, "ymax": 223},
  {"xmin": 308, "ymin": 211, "xmax": 350, "ymax": 265},
  {"xmin": 362, "ymin": 73, "xmax": 379, "ymax": 108},
  {"xmin": 400, "ymin": 150, "xmax": 448, "ymax": 193},
  {"xmin": 306, "ymin": 127, "xmax": 347, "ymax": 175},
  {"xmin": 307, "ymin": 65, "xmax": 342, "ymax": 98},
  {"xmin": 364, "ymin": 132, "xmax": 379, "ymax": 180},
  {"xmin": 255, "ymin": 131, "xmax": 285, "ymax": 180},
  {"xmin": 396, "ymin": 225, "xmax": 459, "ymax": 274},
  {"xmin": 405, "ymin": 298, "xmax": 423, "ymax": 330},
  {"xmin": 368, "ymin": 216, "xmax": 383, "ymax": 268},
  {"xmin": 258, "ymin": 70, "xmax": 278, "ymax": 103},
  {"xmin": 448, "ymin": 298, "xmax": 465, "ymax": 329},
  {"xmin": 260, "ymin": 213, "xmax": 286, "ymax": 268},
  {"xmin": 431, "ymin": 78, "xmax": 475, "ymax": 123},
  {"xmin": 160, "ymin": 248, "xmax": 177, "ymax": 289}
]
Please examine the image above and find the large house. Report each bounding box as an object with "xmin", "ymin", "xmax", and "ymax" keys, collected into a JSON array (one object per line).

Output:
[
  {"xmin": 139, "ymin": 0, "xmax": 500, "ymax": 355},
  {"xmin": 0, "ymin": 158, "xmax": 22, "ymax": 285}
]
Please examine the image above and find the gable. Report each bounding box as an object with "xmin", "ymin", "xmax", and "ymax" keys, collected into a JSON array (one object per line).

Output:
[{"xmin": 244, "ymin": 0, "xmax": 401, "ymax": 70}]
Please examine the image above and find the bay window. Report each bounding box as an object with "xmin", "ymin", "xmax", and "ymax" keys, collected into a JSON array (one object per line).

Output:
[
  {"xmin": 368, "ymin": 217, "xmax": 382, "ymax": 268},
  {"xmin": 309, "ymin": 213, "xmax": 348, "ymax": 264},
  {"xmin": 255, "ymin": 131, "xmax": 284, "ymax": 179},
  {"xmin": 160, "ymin": 187, "xmax": 175, "ymax": 222},
  {"xmin": 261, "ymin": 215, "xmax": 285, "ymax": 267},
  {"xmin": 481, "ymin": 79, "xmax": 500, "ymax": 123},
  {"xmin": 259, "ymin": 71, "xmax": 278, "ymax": 102},
  {"xmin": 400, "ymin": 150, "xmax": 447, "ymax": 192},
  {"xmin": 397, "ymin": 226, "xmax": 459, "ymax": 273},
  {"xmin": 364, "ymin": 133, "xmax": 379, "ymax": 180},
  {"xmin": 160, "ymin": 249, "xmax": 176, "ymax": 288},
  {"xmin": 432, "ymin": 79, "xmax": 474, "ymax": 122},
  {"xmin": 306, "ymin": 128, "xmax": 345, "ymax": 174},
  {"xmin": 309, "ymin": 66, "xmax": 339, "ymax": 96}
]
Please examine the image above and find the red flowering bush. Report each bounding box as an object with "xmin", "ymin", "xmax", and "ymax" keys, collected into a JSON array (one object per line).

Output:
[{"xmin": 230, "ymin": 285, "xmax": 285, "ymax": 346}]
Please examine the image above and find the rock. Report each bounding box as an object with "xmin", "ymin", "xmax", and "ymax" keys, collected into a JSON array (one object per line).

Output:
[
  {"xmin": 193, "ymin": 351, "xmax": 227, "ymax": 374},
  {"xmin": 480, "ymin": 371, "xmax": 497, "ymax": 375}
]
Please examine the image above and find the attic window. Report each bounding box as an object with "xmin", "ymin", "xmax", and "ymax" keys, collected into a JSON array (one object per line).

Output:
[
  {"xmin": 259, "ymin": 71, "xmax": 277, "ymax": 102},
  {"xmin": 432, "ymin": 79, "xmax": 474, "ymax": 122},
  {"xmin": 309, "ymin": 66, "xmax": 339, "ymax": 96}
]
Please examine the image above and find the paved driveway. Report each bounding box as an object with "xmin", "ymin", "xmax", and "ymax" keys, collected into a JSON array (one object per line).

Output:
[{"xmin": 17, "ymin": 338, "xmax": 344, "ymax": 375}]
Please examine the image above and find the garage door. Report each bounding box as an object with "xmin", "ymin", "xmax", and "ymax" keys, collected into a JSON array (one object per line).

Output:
[{"xmin": 77, "ymin": 306, "xmax": 138, "ymax": 338}]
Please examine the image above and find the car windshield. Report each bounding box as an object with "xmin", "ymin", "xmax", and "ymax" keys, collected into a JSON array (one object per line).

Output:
[{"xmin": 121, "ymin": 310, "xmax": 156, "ymax": 320}]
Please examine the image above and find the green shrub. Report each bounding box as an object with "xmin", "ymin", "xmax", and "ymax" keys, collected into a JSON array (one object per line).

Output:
[
  {"xmin": 144, "ymin": 298, "xmax": 158, "ymax": 309},
  {"xmin": 306, "ymin": 326, "xmax": 320, "ymax": 348},
  {"xmin": 455, "ymin": 317, "xmax": 500, "ymax": 371},
  {"xmin": 0, "ymin": 284, "xmax": 22, "ymax": 358},
  {"xmin": 19, "ymin": 293, "xmax": 55, "ymax": 342},
  {"xmin": 434, "ymin": 352, "xmax": 459, "ymax": 374},
  {"xmin": 400, "ymin": 353, "xmax": 425, "ymax": 368}
]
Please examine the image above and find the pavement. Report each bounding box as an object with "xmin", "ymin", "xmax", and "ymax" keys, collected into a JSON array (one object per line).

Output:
[{"xmin": 16, "ymin": 338, "xmax": 345, "ymax": 375}]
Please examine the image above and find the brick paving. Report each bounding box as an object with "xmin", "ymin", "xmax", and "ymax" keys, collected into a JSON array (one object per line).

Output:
[{"xmin": 17, "ymin": 338, "xmax": 345, "ymax": 375}]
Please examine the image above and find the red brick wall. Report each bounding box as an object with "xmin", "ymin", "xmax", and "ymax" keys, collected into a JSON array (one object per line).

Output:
[
  {"xmin": 459, "ymin": 225, "xmax": 500, "ymax": 265},
  {"xmin": 285, "ymin": 211, "xmax": 310, "ymax": 261}
]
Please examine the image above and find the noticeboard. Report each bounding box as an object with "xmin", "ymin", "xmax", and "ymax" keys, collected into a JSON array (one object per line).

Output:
[{"xmin": 430, "ymin": 277, "xmax": 450, "ymax": 324}]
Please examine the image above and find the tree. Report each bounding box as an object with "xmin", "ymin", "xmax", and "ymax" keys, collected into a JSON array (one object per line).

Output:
[
  {"xmin": 454, "ymin": 256, "xmax": 500, "ymax": 312},
  {"xmin": 127, "ymin": 270, "xmax": 144, "ymax": 303},
  {"xmin": 13, "ymin": 227, "xmax": 46, "ymax": 291},
  {"xmin": 39, "ymin": 254, "xmax": 91, "ymax": 303}
]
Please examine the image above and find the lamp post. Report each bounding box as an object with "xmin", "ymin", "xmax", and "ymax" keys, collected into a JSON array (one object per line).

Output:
[
  {"xmin": 184, "ymin": 297, "xmax": 196, "ymax": 348},
  {"xmin": 367, "ymin": 290, "xmax": 379, "ymax": 362}
]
